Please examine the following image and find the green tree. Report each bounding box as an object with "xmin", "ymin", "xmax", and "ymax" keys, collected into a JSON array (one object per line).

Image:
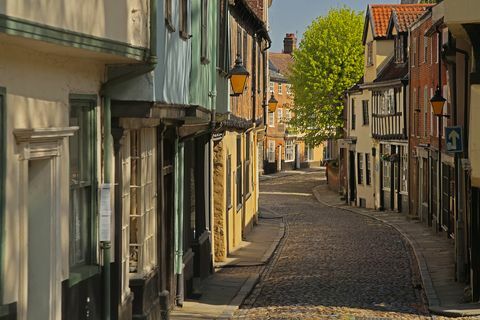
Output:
[{"xmin": 289, "ymin": 7, "xmax": 364, "ymax": 146}]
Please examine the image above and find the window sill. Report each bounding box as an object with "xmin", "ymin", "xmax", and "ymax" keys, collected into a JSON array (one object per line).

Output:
[
  {"xmin": 180, "ymin": 31, "xmax": 191, "ymax": 40},
  {"xmin": 69, "ymin": 265, "xmax": 100, "ymax": 287},
  {"xmin": 285, "ymin": 159, "xmax": 294, "ymax": 163},
  {"xmin": 245, "ymin": 192, "xmax": 252, "ymax": 201},
  {"xmin": 236, "ymin": 203, "xmax": 243, "ymax": 212}
]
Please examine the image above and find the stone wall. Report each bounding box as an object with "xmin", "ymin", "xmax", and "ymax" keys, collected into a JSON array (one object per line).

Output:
[{"xmin": 213, "ymin": 140, "xmax": 226, "ymax": 262}]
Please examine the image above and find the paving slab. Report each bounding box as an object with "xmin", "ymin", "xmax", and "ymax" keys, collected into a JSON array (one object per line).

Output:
[{"xmin": 170, "ymin": 213, "xmax": 285, "ymax": 320}]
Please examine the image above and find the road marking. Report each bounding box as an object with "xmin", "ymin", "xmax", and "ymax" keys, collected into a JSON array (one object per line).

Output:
[{"xmin": 259, "ymin": 192, "xmax": 312, "ymax": 197}]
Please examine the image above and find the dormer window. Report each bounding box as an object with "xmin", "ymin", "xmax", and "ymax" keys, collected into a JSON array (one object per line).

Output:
[{"xmin": 394, "ymin": 35, "xmax": 405, "ymax": 63}]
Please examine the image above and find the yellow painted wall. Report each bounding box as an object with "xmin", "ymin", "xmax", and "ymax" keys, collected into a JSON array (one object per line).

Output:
[
  {"xmin": 364, "ymin": 25, "xmax": 394, "ymax": 84},
  {"xmin": 347, "ymin": 89, "xmax": 376, "ymax": 209},
  {"xmin": 0, "ymin": 41, "xmax": 104, "ymax": 308},
  {"xmin": 217, "ymin": 129, "xmax": 258, "ymax": 256},
  {"xmin": 1, "ymin": 0, "xmax": 149, "ymax": 48},
  {"xmin": 470, "ymin": 85, "xmax": 480, "ymax": 187}
]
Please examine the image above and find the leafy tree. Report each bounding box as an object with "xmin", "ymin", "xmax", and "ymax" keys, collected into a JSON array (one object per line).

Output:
[{"xmin": 288, "ymin": 7, "xmax": 364, "ymax": 146}]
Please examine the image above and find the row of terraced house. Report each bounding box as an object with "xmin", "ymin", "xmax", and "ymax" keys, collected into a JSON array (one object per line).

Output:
[
  {"xmin": 0, "ymin": 0, "xmax": 273, "ymax": 319},
  {"xmin": 335, "ymin": 0, "xmax": 480, "ymax": 302}
]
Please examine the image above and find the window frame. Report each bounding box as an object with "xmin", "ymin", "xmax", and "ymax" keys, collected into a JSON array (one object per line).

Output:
[
  {"xmin": 278, "ymin": 83, "xmax": 283, "ymax": 95},
  {"xmin": 243, "ymin": 30, "xmax": 248, "ymax": 67},
  {"xmin": 236, "ymin": 135, "xmax": 243, "ymax": 210},
  {"xmin": 179, "ymin": 0, "xmax": 189, "ymax": 40},
  {"xmin": 268, "ymin": 111, "xmax": 275, "ymax": 128},
  {"xmin": 423, "ymin": 35, "xmax": 428, "ymax": 64},
  {"xmin": 351, "ymin": 99, "xmax": 356, "ymax": 130},
  {"xmin": 423, "ymin": 86, "xmax": 428, "ymax": 137},
  {"xmin": 367, "ymin": 41, "xmax": 373, "ymax": 66},
  {"xmin": 165, "ymin": 0, "xmax": 175, "ymax": 32},
  {"xmin": 411, "ymin": 37, "xmax": 417, "ymax": 67},
  {"xmin": 0, "ymin": 87, "xmax": 5, "ymax": 298},
  {"xmin": 267, "ymin": 140, "xmax": 275, "ymax": 163},
  {"xmin": 217, "ymin": 0, "xmax": 229, "ymax": 73},
  {"xmin": 269, "ymin": 81, "xmax": 274, "ymax": 93},
  {"xmin": 68, "ymin": 95, "xmax": 98, "ymax": 279},
  {"xmin": 245, "ymin": 133, "xmax": 251, "ymax": 197},
  {"xmin": 128, "ymin": 128, "xmax": 158, "ymax": 276},
  {"xmin": 357, "ymin": 153, "xmax": 363, "ymax": 185},
  {"xmin": 362, "ymin": 100, "xmax": 369, "ymax": 125},
  {"xmin": 365, "ymin": 153, "xmax": 371, "ymax": 185},
  {"xmin": 285, "ymin": 140, "xmax": 294, "ymax": 162},
  {"xmin": 277, "ymin": 108, "xmax": 283, "ymax": 123},
  {"xmin": 226, "ymin": 154, "xmax": 232, "ymax": 209},
  {"xmin": 200, "ymin": 0, "xmax": 209, "ymax": 64}
]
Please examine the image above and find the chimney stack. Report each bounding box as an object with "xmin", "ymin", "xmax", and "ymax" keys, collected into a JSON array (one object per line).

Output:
[{"xmin": 283, "ymin": 33, "xmax": 296, "ymax": 54}]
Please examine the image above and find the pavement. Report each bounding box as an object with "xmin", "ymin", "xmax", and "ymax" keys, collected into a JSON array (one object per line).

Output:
[
  {"xmin": 312, "ymin": 183, "xmax": 480, "ymax": 318},
  {"xmin": 170, "ymin": 210, "xmax": 285, "ymax": 319}
]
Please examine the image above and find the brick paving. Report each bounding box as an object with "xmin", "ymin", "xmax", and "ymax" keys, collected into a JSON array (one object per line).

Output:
[{"xmin": 234, "ymin": 170, "xmax": 431, "ymax": 319}]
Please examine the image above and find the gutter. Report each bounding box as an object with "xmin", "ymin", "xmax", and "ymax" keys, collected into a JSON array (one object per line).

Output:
[{"xmin": 99, "ymin": 0, "xmax": 157, "ymax": 319}]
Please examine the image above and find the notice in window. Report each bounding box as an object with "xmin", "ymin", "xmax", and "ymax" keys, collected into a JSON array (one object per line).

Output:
[{"xmin": 99, "ymin": 184, "xmax": 112, "ymax": 241}]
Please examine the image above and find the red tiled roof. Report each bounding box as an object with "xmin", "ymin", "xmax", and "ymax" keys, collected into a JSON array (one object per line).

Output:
[
  {"xmin": 369, "ymin": 4, "xmax": 433, "ymax": 37},
  {"xmin": 270, "ymin": 52, "xmax": 294, "ymax": 77},
  {"xmin": 391, "ymin": 9, "xmax": 428, "ymax": 33}
]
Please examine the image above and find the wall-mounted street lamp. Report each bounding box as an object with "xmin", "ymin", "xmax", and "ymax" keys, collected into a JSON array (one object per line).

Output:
[
  {"xmin": 430, "ymin": 85, "xmax": 447, "ymax": 232},
  {"xmin": 268, "ymin": 93, "xmax": 278, "ymax": 112},
  {"xmin": 431, "ymin": 86, "xmax": 447, "ymax": 117},
  {"xmin": 228, "ymin": 54, "xmax": 249, "ymax": 96}
]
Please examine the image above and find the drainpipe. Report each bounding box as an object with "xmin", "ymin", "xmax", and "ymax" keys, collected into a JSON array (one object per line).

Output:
[
  {"xmin": 261, "ymin": 36, "xmax": 271, "ymax": 167},
  {"xmin": 174, "ymin": 140, "xmax": 185, "ymax": 306},
  {"xmin": 252, "ymin": 34, "xmax": 257, "ymax": 124},
  {"xmin": 99, "ymin": 1, "xmax": 157, "ymax": 319}
]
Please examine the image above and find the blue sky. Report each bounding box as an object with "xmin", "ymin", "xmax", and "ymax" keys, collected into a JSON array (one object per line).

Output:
[{"xmin": 269, "ymin": 0, "xmax": 400, "ymax": 52}]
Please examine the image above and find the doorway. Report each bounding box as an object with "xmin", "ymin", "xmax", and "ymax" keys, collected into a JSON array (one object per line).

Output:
[{"xmin": 27, "ymin": 159, "xmax": 53, "ymax": 320}]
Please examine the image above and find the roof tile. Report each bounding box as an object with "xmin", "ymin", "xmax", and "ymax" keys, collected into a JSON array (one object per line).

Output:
[
  {"xmin": 269, "ymin": 53, "xmax": 294, "ymax": 77},
  {"xmin": 370, "ymin": 4, "xmax": 433, "ymax": 37}
]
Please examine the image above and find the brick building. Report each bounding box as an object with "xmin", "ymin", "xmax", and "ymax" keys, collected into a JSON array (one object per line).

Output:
[
  {"xmin": 408, "ymin": 10, "xmax": 449, "ymax": 232},
  {"xmin": 266, "ymin": 34, "xmax": 324, "ymax": 174}
]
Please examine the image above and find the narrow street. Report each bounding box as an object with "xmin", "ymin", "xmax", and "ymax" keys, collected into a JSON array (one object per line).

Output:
[{"xmin": 235, "ymin": 169, "xmax": 429, "ymax": 319}]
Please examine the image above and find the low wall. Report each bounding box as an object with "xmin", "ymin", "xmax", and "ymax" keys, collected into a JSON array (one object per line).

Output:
[{"xmin": 327, "ymin": 164, "xmax": 340, "ymax": 193}]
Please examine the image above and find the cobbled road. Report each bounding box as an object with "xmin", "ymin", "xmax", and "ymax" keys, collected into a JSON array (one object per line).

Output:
[{"xmin": 234, "ymin": 169, "xmax": 431, "ymax": 320}]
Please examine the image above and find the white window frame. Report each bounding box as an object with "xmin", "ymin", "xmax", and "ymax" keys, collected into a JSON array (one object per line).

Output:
[
  {"xmin": 277, "ymin": 108, "xmax": 283, "ymax": 123},
  {"xmin": 285, "ymin": 140, "xmax": 294, "ymax": 162},
  {"xmin": 278, "ymin": 83, "xmax": 283, "ymax": 95},
  {"xmin": 305, "ymin": 145, "xmax": 314, "ymax": 161},
  {"xmin": 285, "ymin": 109, "xmax": 292, "ymax": 122},
  {"xmin": 286, "ymin": 84, "xmax": 292, "ymax": 95},
  {"xmin": 128, "ymin": 128, "xmax": 157, "ymax": 277},
  {"xmin": 267, "ymin": 140, "xmax": 275, "ymax": 163},
  {"xmin": 269, "ymin": 81, "xmax": 274, "ymax": 93},
  {"xmin": 268, "ymin": 112, "xmax": 275, "ymax": 127},
  {"xmin": 120, "ymin": 130, "xmax": 132, "ymax": 301}
]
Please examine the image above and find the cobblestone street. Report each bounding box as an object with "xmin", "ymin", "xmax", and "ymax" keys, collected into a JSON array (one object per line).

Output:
[{"xmin": 234, "ymin": 170, "xmax": 430, "ymax": 319}]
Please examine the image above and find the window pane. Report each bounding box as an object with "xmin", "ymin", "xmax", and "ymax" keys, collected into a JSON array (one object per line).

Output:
[{"xmin": 69, "ymin": 101, "xmax": 94, "ymax": 268}]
